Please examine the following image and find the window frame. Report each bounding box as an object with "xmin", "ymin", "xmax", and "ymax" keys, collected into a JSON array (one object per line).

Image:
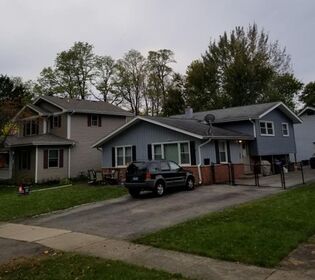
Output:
[
  {"xmin": 115, "ymin": 145, "xmax": 133, "ymax": 167},
  {"xmin": 152, "ymin": 141, "xmax": 191, "ymax": 166},
  {"xmin": 48, "ymin": 149, "xmax": 60, "ymax": 168},
  {"xmin": 23, "ymin": 119, "xmax": 39, "ymax": 136},
  {"xmin": 91, "ymin": 115, "xmax": 99, "ymax": 126},
  {"xmin": 0, "ymin": 152, "xmax": 9, "ymax": 169},
  {"xmin": 218, "ymin": 141, "xmax": 228, "ymax": 164},
  {"xmin": 282, "ymin": 122, "xmax": 289, "ymax": 137},
  {"xmin": 50, "ymin": 115, "xmax": 61, "ymax": 129},
  {"xmin": 259, "ymin": 121, "xmax": 275, "ymax": 136}
]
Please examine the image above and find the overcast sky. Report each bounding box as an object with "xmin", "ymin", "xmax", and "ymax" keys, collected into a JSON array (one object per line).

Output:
[{"xmin": 1, "ymin": 0, "xmax": 314, "ymax": 84}]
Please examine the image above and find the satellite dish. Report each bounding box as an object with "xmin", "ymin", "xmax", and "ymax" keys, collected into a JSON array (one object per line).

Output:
[{"xmin": 204, "ymin": 114, "xmax": 215, "ymax": 135}]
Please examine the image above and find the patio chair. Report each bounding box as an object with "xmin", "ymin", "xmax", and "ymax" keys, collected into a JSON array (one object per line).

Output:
[
  {"xmin": 87, "ymin": 169, "xmax": 96, "ymax": 184},
  {"xmin": 95, "ymin": 171, "xmax": 104, "ymax": 184},
  {"xmin": 104, "ymin": 169, "xmax": 120, "ymax": 185}
]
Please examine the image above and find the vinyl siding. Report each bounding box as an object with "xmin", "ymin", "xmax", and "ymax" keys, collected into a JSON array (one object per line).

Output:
[
  {"xmin": 70, "ymin": 114, "xmax": 127, "ymax": 177},
  {"xmin": 254, "ymin": 108, "xmax": 296, "ymax": 156},
  {"xmin": 101, "ymin": 121, "xmax": 243, "ymax": 167},
  {"xmin": 294, "ymin": 114, "xmax": 315, "ymax": 161}
]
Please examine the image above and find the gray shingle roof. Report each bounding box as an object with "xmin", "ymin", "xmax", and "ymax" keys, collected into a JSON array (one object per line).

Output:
[
  {"xmin": 144, "ymin": 116, "xmax": 253, "ymax": 139},
  {"xmin": 27, "ymin": 104, "xmax": 49, "ymax": 116},
  {"xmin": 5, "ymin": 134, "xmax": 75, "ymax": 147},
  {"xmin": 37, "ymin": 96, "xmax": 134, "ymax": 117},
  {"xmin": 171, "ymin": 102, "xmax": 301, "ymax": 123},
  {"xmin": 93, "ymin": 116, "xmax": 254, "ymax": 148}
]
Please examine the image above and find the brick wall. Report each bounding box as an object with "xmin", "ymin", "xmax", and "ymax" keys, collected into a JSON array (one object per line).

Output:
[{"xmin": 102, "ymin": 164, "xmax": 245, "ymax": 186}]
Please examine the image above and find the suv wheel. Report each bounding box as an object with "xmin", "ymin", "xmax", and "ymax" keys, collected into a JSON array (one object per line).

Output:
[
  {"xmin": 155, "ymin": 181, "xmax": 165, "ymax": 197},
  {"xmin": 129, "ymin": 189, "xmax": 141, "ymax": 198},
  {"xmin": 186, "ymin": 177, "xmax": 195, "ymax": 191}
]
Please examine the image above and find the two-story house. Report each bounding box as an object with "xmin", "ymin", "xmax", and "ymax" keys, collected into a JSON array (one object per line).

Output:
[
  {"xmin": 0, "ymin": 96, "xmax": 133, "ymax": 183},
  {"xmin": 293, "ymin": 106, "xmax": 315, "ymax": 162},
  {"xmin": 92, "ymin": 102, "xmax": 301, "ymax": 185}
]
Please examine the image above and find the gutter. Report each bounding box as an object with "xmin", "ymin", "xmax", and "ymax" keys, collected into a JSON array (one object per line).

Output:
[
  {"xmin": 249, "ymin": 118, "xmax": 257, "ymax": 138},
  {"xmin": 197, "ymin": 138, "xmax": 212, "ymax": 185}
]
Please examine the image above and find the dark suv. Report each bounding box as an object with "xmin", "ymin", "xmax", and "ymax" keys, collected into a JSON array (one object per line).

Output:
[{"xmin": 124, "ymin": 160, "xmax": 195, "ymax": 198}]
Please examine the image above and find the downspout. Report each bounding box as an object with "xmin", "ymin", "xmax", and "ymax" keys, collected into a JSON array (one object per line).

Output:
[
  {"xmin": 197, "ymin": 138, "xmax": 212, "ymax": 185},
  {"xmin": 249, "ymin": 118, "xmax": 256, "ymax": 138}
]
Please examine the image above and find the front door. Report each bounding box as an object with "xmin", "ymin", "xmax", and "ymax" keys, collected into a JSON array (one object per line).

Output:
[{"xmin": 241, "ymin": 142, "xmax": 251, "ymax": 174}]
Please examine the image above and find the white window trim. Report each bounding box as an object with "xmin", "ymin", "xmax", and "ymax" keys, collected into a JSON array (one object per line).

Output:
[
  {"xmin": 218, "ymin": 140, "xmax": 228, "ymax": 164},
  {"xmin": 151, "ymin": 141, "xmax": 191, "ymax": 166},
  {"xmin": 282, "ymin": 122, "xmax": 289, "ymax": 137},
  {"xmin": 115, "ymin": 145, "xmax": 132, "ymax": 167},
  {"xmin": 259, "ymin": 121, "xmax": 275, "ymax": 136},
  {"xmin": 48, "ymin": 149, "xmax": 60, "ymax": 169}
]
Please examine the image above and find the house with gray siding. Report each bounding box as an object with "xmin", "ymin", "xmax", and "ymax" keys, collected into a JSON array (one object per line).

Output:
[
  {"xmin": 93, "ymin": 102, "xmax": 301, "ymax": 185},
  {"xmin": 293, "ymin": 106, "xmax": 315, "ymax": 162},
  {"xmin": 0, "ymin": 96, "xmax": 133, "ymax": 183}
]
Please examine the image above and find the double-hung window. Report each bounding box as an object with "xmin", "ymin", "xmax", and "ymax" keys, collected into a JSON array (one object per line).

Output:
[
  {"xmin": 259, "ymin": 121, "xmax": 274, "ymax": 136},
  {"xmin": 218, "ymin": 141, "xmax": 228, "ymax": 163},
  {"xmin": 23, "ymin": 120, "xmax": 39, "ymax": 136},
  {"xmin": 152, "ymin": 142, "xmax": 191, "ymax": 165},
  {"xmin": 115, "ymin": 146, "xmax": 132, "ymax": 167},
  {"xmin": 48, "ymin": 150, "xmax": 60, "ymax": 168},
  {"xmin": 282, "ymin": 123, "xmax": 289, "ymax": 136}
]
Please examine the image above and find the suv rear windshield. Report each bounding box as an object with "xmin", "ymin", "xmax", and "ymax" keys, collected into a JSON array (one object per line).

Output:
[{"xmin": 127, "ymin": 162, "xmax": 147, "ymax": 175}]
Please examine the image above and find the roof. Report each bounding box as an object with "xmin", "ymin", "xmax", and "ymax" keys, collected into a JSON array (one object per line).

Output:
[
  {"xmin": 172, "ymin": 102, "xmax": 302, "ymax": 124},
  {"xmin": 4, "ymin": 134, "xmax": 75, "ymax": 148},
  {"xmin": 92, "ymin": 116, "xmax": 254, "ymax": 148},
  {"xmin": 298, "ymin": 106, "xmax": 315, "ymax": 116},
  {"xmin": 34, "ymin": 96, "xmax": 134, "ymax": 117}
]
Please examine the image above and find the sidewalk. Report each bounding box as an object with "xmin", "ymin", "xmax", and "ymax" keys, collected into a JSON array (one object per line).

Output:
[{"xmin": 0, "ymin": 223, "xmax": 313, "ymax": 280}]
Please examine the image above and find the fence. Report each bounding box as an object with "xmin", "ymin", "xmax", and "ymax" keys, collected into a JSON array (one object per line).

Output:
[{"xmin": 231, "ymin": 162, "xmax": 306, "ymax": 189}]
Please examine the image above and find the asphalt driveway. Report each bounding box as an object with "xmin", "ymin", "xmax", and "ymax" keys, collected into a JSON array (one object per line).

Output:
[{"xmin": 24, "ymin": 185, "xmax": 281, "ymax": 240}]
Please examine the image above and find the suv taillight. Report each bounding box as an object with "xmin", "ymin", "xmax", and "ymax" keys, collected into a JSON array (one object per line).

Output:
[{"xmin": 145, "ymin": 171, "xmax": 151, "ymax": 180}]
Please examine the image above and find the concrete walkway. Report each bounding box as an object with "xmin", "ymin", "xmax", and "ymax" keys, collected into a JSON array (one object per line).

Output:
[{"xmin": 0, "ymin": 222, "xmax": 313, "ymax": 280}]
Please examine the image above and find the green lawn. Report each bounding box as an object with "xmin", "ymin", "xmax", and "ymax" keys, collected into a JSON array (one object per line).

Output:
[
  {"xmin": 0, "ymin": 183, "xmax": 127, "ymax": 221},
  {"xmin": 135, "ymin": 183, "xmax": 315, "ymax": 267},
  {"xmin": 0, "ymin": 252, "xmax": 188, "ymax": 280}
]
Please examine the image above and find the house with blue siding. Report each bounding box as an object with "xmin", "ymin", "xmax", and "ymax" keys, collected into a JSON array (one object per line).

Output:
[
  {"xmin": 293, "ymin": 106, "xmax": 315, "ymax": 162},
  {"xmin": 93, "ymin": 102, "xmax": 301, "ymax": 184}
]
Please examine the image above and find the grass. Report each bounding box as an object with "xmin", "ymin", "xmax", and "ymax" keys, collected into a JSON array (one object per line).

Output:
[
  {"xmin": 135, "ymin": 183, "xmax": 315, "ymax": 267},
  {"xmin": 0, "ymin": 252, "xmax": 188, "ymax": 280},
  {"xmin": 0, "ymin": 183, "xmax": 127, "ymax": 221}
]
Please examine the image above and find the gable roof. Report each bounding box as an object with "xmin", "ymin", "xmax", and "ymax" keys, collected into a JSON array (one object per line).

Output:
[
  {"xmin": 172, "ymin": 102, "xmax": 302, "ymax": 124},
  {"xmin": 4, "ymin": 134, "xmax": 75, "ymax": 147},
  {"xmin": 34, "ymin": 96, "xmax": 134, "ymax": 117},
  {"xmin": 92, "ymin": 116, "xmax": 254, "ymax": 148},
  {"xmin": 298, "ymin": 106, "xmax": 315, "ymax": 116}
]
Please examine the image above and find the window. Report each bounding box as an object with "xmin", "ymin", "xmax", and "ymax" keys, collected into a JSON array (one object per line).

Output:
[
  {"xmin": 160, "ymin": 161, "xmax": 170, "ymax": 171},
  {"xmin": 218, "ymin": 141, "xmax": 228, "ymax": 163},
  {"xmin": 91, "ymin": 115, "xmax": 98, "ymax": 126},
  {"xmin": 115, "ymin": 146, "xmax": 132, "ymax": 167},
  {"xmin": 152, "ymin": 142, "xmax": 191, "ymax": 165},
  {"xmin": 19, "ymin": 151, "xmax": 31, "ymax": 170},
  {"xmin": 23, "ymin": 120, "xmax": 39, "ymax": 136},
  {"xmin": 88, "ymin": 115, "xmax": 101, "ymax": 127},
  {"xmin": 259, "ymin": 121, "xmax": 274, "ymax": 136},
  {"xmin": 169, "ymin": 161, "xmax": 180, "ymax": 171},
  {"xmin": 50, "ymin": 116, "xmax": 61, "ymax": 129},
  {"xmin": 282, "ymin": 123, "xmax": 289, "ymax": 136},
  {"xmin": 0, "ymin": 153, "xmax": 9, "ymax": 169},
  {"xmin": 48, "ymin": 150, "xmax": 59, "ymax": 168}
]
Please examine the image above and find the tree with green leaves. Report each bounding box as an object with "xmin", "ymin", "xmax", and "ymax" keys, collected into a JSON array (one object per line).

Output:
[
  {"xmin": 185, "ymin": 24, "xmax": 299, "ymax": 110},
  {"xmin": 35, "ymin": 42, "xmax": 95, "ymax": 99},
  {"xmin": 93, "ymin": 55, "xmax": 120, "ymax": 103},
  {"xmin": 115, "ymin": 50, "xmax": 147, "ymax": 115},
  {"xmin": 0, "ymin": 75, "xmax": 32, "ymax": 146},
  {"xmin": 162, "ymin": 73, "xmax": 186, "ymax": 116},
  {"xmin": 300, "ymin": 82, "xmax": 315, "ymax": 107},
  {"xmin": 147, "ymin": 49, "xmax": 175, "ymax": 115}
]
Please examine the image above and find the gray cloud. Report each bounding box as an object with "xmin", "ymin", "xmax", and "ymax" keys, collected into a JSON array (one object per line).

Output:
[{"xmin": 1, "ymin": 0, "xmax": 314, "ymax": 83}]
